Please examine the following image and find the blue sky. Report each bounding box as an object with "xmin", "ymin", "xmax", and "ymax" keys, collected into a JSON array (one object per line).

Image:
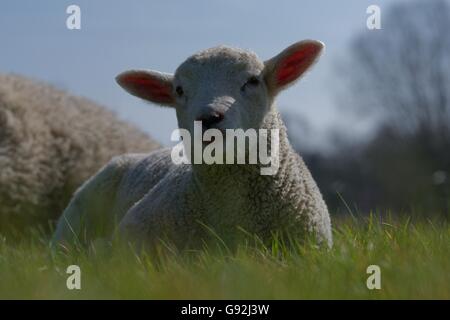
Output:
[{"xmin": 0, "ymin": 0, "xmax": 412, "ymax": 148}]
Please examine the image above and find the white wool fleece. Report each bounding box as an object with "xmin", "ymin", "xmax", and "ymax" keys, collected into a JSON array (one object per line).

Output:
[{"xmin": 0, "ymin": 74, "xmax": 159, "ymax": 230}]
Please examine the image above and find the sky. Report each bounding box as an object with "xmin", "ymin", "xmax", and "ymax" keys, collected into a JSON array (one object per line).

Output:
[{"xmin": 0, "ymin": 0, "xmax": 413, "ymax": 149}]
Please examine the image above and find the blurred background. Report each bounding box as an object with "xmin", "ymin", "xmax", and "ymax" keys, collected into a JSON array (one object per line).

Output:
[{"xmin": 1, "ymin": 0, "xmax": 449, "ymax": 218}]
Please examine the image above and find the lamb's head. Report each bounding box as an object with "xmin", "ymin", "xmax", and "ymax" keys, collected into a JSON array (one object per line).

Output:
[{"xmin": 116, "ymin": 40, "xmax": 324, "ymax": 136}]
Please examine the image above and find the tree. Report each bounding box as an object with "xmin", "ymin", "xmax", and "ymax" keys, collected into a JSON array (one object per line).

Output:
[
  {"xmin": 350, "ymin": 0, "xmax": 450, "ymax": 138},
  {"xmin": 290, "ymin": 0, "xmax": 450, "ymax": 217}
]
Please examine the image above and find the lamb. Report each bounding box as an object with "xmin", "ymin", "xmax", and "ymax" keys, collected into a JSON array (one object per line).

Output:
[
  {"xmin": 52, "ymin": 40, "xmax": 332, "ymax": 249},
  {"xmin": 0, "ymin": 74, "xmax": 160, "ymax": 231}
]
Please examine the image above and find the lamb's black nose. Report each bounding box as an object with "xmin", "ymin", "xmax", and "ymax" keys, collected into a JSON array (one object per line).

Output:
[{"xmin": 196, "ymin": 112, "xmax": 224, "ymax": 130}]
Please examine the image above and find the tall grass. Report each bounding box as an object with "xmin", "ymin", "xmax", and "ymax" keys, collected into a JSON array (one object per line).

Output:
[{"xmin": 0, "ymin": 215, "xmax": 448, "ymax": 299}]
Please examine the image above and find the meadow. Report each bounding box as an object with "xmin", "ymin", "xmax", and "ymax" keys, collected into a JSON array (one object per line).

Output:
[{"xmin": 0, "ymin": 215, "xmax": 448, "ymax": 299}]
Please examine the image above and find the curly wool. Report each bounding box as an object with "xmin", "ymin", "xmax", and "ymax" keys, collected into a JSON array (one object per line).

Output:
[
  {"xmin": 117, "ymin": 109, "xmax": 332, "ymax": 248},
  {"xmin": 53, "ymin": 109, "xmax": 332, "ymax": 248},
  {"xmin": 0, "ymin": 74, "xmax": 159, "ymax": 228}
]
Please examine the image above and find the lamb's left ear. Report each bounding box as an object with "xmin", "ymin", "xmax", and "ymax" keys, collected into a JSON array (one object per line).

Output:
[
  {"xmin": 264, "ymin": 40, "xmax": 324, "ymax": 95},
  {"xmin": 116, "ymin": 70, "xmax": 175, "ymax": 106}
]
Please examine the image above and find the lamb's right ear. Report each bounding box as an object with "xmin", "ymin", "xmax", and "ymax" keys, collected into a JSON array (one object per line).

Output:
[
  {"xmin": 264, "ymin": 40, "xmax": 324, "ymax": 96},
  {"xmin": 116, "ymin": 70, "xmax": 175, "ymax": 106}
]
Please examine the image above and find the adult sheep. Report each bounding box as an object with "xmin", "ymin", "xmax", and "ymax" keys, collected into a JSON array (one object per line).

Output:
[
  {"xmin": 0, "ymin": 74, "xmax": 159, "ymax": 232},
  {"xmin": 52, "ymin": 40, "xmax": 332, "ymax": 249}
]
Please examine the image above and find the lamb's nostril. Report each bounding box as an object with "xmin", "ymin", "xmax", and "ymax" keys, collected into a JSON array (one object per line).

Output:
[{"xmin": 197, "ymin": 112, "xmax": 224, "ymax": 129}]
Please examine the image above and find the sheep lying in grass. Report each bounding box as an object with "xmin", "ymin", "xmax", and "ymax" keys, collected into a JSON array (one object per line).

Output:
[
  {"xmin": 0, "ymin": 74, "xmax": 160, "ymax": 231},
  {"xmin": 52, "ymin": 40, "xmax": 332, "ymax": 249}
]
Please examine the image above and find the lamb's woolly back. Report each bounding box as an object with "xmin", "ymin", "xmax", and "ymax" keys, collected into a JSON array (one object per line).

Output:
[{"xmin": 0, "ymin": 74, "xmax": 159, "ymax": 229}]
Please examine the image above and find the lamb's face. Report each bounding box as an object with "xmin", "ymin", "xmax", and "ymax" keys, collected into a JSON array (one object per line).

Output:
[
  {"xmin": 173, "ymin": 47, "xmax": 269, "ymax": 134},
  {"xmin": 117, "ymin": 40, "xmax": 324, "ymax": 141}
]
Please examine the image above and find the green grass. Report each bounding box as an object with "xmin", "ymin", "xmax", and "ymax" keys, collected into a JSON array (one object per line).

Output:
[{"xmin": 0, "ymin": 215, "xmax": 448, "ymax": 299}]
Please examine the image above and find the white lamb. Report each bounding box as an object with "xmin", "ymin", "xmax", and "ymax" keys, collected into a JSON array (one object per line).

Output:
[{"xmin": 52, "ymin": 40, "xmax": 332, "ymax": 249}]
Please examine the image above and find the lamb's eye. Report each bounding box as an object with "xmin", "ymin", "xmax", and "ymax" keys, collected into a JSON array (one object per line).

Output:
[
  {"xmin": 175, "ymin": 86, "xmax": 184, "ymax": 97},
  {"xmin": 241, "ymin": 76, "xmax": 260, "ymax": 91}
]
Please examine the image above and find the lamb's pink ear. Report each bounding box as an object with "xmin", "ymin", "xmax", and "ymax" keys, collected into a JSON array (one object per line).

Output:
[
  {"xmin": 116, "ymin": 70, "xmax": 175, "ymax": 106},
  {"xmin": 264, "ymin": 40, "xmax": 324, "ymax": 95}
]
